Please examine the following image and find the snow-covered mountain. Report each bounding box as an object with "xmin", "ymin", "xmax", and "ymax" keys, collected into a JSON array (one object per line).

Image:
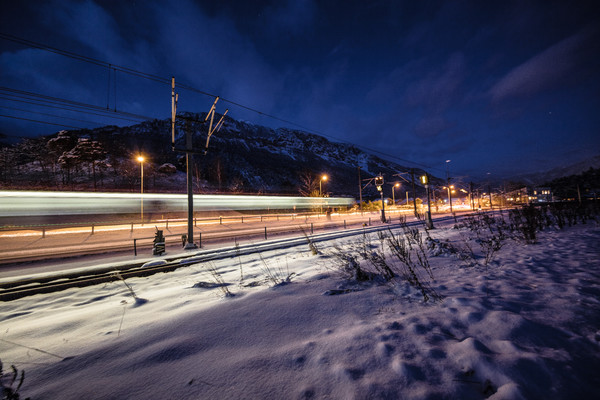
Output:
[
  {"xmin": 507, "ymin": 155, "xmax": 600, "ymax": 186},
  {"xmin": 41, "ymin": 113, "xmax": 436, "ymax": 196}
]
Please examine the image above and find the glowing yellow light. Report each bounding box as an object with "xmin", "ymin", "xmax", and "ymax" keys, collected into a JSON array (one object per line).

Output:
[
  {"xmin": 137, "ymin": 155, "xmax": 145, "ymax": 162},
  {"xmin": 395, "ymin": 183, "xmax": 400, "ymax": 187},
  {"xmin": 322, "ymin": 175, "xmax": 328, "ymax": 181}
]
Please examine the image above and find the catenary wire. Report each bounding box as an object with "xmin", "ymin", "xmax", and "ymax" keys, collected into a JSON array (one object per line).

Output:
[{"xmin": 1, "ymin": 32, "xmax": 451, "ymax": 175}]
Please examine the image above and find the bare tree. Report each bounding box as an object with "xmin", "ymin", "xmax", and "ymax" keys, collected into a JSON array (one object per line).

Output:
[{"xmin": 298, "ymin": 170, "xmax": 320, "ymax": 197}]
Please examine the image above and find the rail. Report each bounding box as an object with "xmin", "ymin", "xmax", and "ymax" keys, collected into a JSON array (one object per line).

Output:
[{"xmin": 0, "ymin": 214, "xmax": 466, "ymax": 302}]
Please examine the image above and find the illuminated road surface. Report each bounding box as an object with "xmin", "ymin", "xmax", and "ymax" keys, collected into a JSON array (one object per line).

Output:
[{"xmin": 0, "ymin": 209, "xmax": 423, "ymax": 266}]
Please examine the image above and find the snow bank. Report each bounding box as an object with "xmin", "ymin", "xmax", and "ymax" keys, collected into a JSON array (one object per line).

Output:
[{"xmin": 1, "ymin": 219, "xmax": 599, "ymax": 399}]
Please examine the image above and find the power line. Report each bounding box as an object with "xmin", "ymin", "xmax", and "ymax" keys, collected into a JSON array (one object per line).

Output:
[
  {"xmin": 0, "ymin": 114, "xmax": 85, "ymax": 130},
  {"xmin": 0, "ymin": 33, "xmax": 172, "ymax": 87},
  {"xmin": 0, "ymin": 87, "xmax": 152, "ymax": 121},
  {"xmin": 1, "ymin": 105, "xmax": 110, "ymax": 126},
  {"xmin": 0, "ymin": 95, "xmax": 144, "ymax": 123},
  {"xmin": 0, "ymin": 32, "xmax": 450, "ymax": 175}
]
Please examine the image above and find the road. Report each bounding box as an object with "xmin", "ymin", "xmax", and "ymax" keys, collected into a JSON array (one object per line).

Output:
[{"xmin": 0, "ymin": 208, "xmax": 431, "ymax": 273}]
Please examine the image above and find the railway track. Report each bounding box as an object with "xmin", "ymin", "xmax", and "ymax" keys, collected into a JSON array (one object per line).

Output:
[{"xmin": 0, "ymin": 214, "xmax": 463, "ymax": 301}]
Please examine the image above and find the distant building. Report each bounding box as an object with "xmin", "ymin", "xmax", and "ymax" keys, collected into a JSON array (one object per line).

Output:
[
  {"xmin": 530, "ymin": 187, "xmax": 553, "ymax": 203},
  {"xmin": 506, "ymin": 187, "xmax": 553, "ymax": 204}
]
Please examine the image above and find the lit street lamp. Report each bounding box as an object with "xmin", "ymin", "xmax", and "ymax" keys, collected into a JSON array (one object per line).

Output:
[
  {"xmin": 137, "ymin": 155, "xmax": 144, "ymax": 223},
  {"xmin": 375, "ymin": 174, "xmax": 385, "ymax": 222},
  {"xmin": 319, "ymin": 174, "xmax": 328, "ymax": 197},
  {"xmin": 319, "ymin": 174, "xmax": 328, "ymax": 214},
  {"xmin": 420, "ymin": 174, "xmax": 434, "ymax": 229},
  {"xmin": 392, "ymin": 182, "xmax": 400, "ymax": 205}
]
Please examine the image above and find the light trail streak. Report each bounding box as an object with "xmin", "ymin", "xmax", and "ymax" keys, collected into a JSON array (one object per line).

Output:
[{"xmin": 0, "ymin": 191, "xmax": 355, "ymax": 217}]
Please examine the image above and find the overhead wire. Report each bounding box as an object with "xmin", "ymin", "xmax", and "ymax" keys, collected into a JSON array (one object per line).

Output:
[
  {"xmin": 0, "ymin": 114, "xmax": 85, "ymax": 130},
  {"xmin": 0, "ymin": 95, "xmax": 144, "ymax": 123},
  {"xmin": 0, "ymin": 87, "xmax": 151, "ymax": 121},
  {"xmin": 0, "ymin": 32, "xmax": 450, "ymax": 175},
  {"xmin": 1, "ymin": 105, "xmax": 109, "ymax": 126}
]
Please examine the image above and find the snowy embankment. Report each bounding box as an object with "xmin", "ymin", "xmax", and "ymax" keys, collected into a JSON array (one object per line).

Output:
[{"xmin": 1, "ymin": 210, "xmax": 599, "ymax": 399}]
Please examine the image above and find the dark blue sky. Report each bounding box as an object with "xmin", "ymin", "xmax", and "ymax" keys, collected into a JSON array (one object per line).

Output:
[{"xmin": 1, "ymin": 0, "xmax": 599, "ymax": 180}]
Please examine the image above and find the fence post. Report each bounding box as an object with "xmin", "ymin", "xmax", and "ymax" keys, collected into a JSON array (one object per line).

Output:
[
  {"xmin": 91, "ymin": 224, "xmax": 95, "ymax": 235},
  {"xmin": 166, "ymin": 219, "xmax": 169, "ymax": 229},
  {"xmin": 311, "ymin": 222, "xmax": 313, "ymax": 234},
  {"xmin": 220, "ymin": 216, "xmax": 222, "ymax": 225},
  {"xmin": 198, "ymin": 232, "xmax": 202, "ymax": 248},
  {"xmin": 131, "ymin": 222, "xmax": 134, "ymax": 232},
  {"xmin": 264, "ymin": 226, "xmax": 267, "ymax": 240},
  {"xmin": 369, "ymin": 218, "xmax": 371, "ymax": 226},
  {"xmin": 194, "ymin": 217, "xmax": 197, "ymax": 227},
  {"xmin": 344, "ymin": 220, "xmax": 346, "ymax": 229},
  {"xmin": 241, "ymin": 216, "xmax": 244, "ymax": 223},
  {"xmin": 133, "ymin": 238, "xmax": 137, "ymax": 256},
  {"xmin": 42, "ymin": 227, "xmax": 46, "ymax": 238}
]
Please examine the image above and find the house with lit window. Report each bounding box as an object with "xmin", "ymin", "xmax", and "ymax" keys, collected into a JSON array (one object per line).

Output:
[
  {"xmin": 529, "ymin": 187, "xmax": 553, "ymax": 203},
  {"xmin": 506, "ymin": 187, "xmax": 553, "ymax": 204}
]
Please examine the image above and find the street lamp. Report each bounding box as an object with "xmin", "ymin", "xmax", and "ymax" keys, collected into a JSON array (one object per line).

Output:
[
  {"xmin": 420, "ymin": 174, "xmax": 434, "ymax": 229},
  {"xmin": 137, "ymin": 155, "xmax": 144, "ymax": 223},
  {"xmin": 375, "ymin": 174, "xmax": 385, "ymax": 222},
  {"xmin": 447, "ymin": 185, "xmax": 455, "ymax": 213},
  {"xmin": 392, "ymin": 182, "xmax": 400, "ymax": 206},
  {"xmin": 319, "ymin": 174, "xmax": 328, "ymax": 214},
  {"xmin": 320, "ymin": 174, "xmax": 328, "ymax": 197}
]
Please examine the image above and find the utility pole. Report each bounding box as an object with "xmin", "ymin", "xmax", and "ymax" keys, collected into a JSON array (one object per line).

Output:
[
  {"xmin": 184, "ymin": 120, "xmax": 195, "ymax": 248},
  {"xmin": 375, "ymin": 174, "xmax": 385, "ymax": 223},
  {"xmin": 358, "ymin": 166, "xmax": 363, "ymax": 214},
  {"xmin": 469, "ymin": 182, "xmax": 475, "ymax": 210},
  {"xmin": 488, "ymin": 185, "xmax": 493, "ymax": 211},
  {"xmin": 172, "ymin": 77, "xmax": 228, "ymax": 249},
  {"xmin": 421, "ymin": 173, "xmax": 434, "ymax": 229},
  {"xmin": 410, "ymin": 169, "xmax": 418, "ymax": 218},
  {"xmin": 446, "ymin": 160, "xmax": 453, "ymax": 213}
]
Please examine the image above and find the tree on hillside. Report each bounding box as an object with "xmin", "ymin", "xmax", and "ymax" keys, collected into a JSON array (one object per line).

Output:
[
  {"xmin": 298, "ymin": 171, "xmax": 320, "ymax": 197},
  {"xmin": 67, "ymin": 138, "xmax": 107, "ymax": 190},
  {"xmin": 19, "ymin": 137, "xmax": 54, "ymax": 184},
  {"xmin": 48, "ymin": 131, "xmax": 77, "ymax": 186},
  {"xmin": 0, "ymin": 147, "xmax": 19, "ymax": 185}
]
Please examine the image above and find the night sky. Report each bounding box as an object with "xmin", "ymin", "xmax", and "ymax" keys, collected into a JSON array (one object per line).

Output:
[{"xmin": 1, "ymin": 0, "xmax": 599, "ymax": 180}]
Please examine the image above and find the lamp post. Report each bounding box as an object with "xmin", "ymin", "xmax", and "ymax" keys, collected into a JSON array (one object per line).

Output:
[
  {"xmin": 446, "ymin": 160, "xmax": 453, "ymax": 213},
  {"xmin": 375, "ymin": 174, "xmax": 385, "ymax": 222},
  {"xmin": 137, "ymin": 155, "xmax": 144, "ymax": 224},
  {"xmin": 320, "ymin": 174, "xmax": 328, "ymax": 196},
  {"xmin": 392, "ymin": 183, "xmax": 400, "ymax": 206},
  {"xmin": 320, "ymin": 174, "xmax": 328, "ymax": 214},
  {"xmin": 421, "ymin": 174, "xmax": 434, "ymax": 229}
]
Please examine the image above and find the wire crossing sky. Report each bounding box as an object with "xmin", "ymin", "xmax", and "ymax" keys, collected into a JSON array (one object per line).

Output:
[{"xmin": 1, "ymin": 0, "xmax": 599, "ymax": 179}]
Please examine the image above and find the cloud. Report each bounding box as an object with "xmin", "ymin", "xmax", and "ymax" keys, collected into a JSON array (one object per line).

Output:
[
  {"xmin": 413, "ymin": 116, "xmax": 452, "ymax": 138},
  {"xmin": 42, "ymin": 0, "xmax": 125, "ymax": 62},
  {"xmin": 148, "ymin": 0, "xmax": 285, "ymax": 113},
  {"xmin": 403, "ymin": 52, "xmax": 465, "ymax": 111},
  {"xmin": 489, "ymin": 28, "xmax": 594, "ymax": 102},
  {"xmin": 262, "ymin": 0, "xmax": 317, "ymax": 37}
]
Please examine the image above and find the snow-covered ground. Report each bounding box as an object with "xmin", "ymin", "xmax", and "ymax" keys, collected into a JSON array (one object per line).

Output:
[{"xmin": 1, "ymin": 215, "xmax": 599, "ymax": 399}]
